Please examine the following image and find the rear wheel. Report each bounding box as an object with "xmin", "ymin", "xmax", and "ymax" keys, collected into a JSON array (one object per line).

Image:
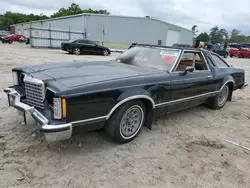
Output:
[
  {"xmin": 73, "ymin": 48, "xmax": 81, "ymax": 55},
  {"xmin": 105, "ymin": 100, "xmax": 146, "ymax": 143},
  {"xmin": 207, "ymin": 84, "xmax": 230, "ymax": 110},
  {"xmin": 230, "ymin": 54, "xmax": 233, "ymax": 57},
  {"xmin": 224, "ymin": 53, "xmax": 228, "ymax": 58}
]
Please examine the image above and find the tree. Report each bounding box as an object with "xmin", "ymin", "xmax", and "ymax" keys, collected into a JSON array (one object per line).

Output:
[
  {"xmin": 0, "ymin": 3, "xmax": 110, "ymax": 30},
  {"xmin": 196, "ymin": 32, "xmax": 210, "ymax": 42},
  {"xmin": 219, "ymin": 28, "xmax": 228, "ymax": 39},
  {"xmin": 231, "ymin": 29, "xmax": 240, "ymax": 37},
  {"xmin": 209, "ymin": 26, "xmax": 229, "ymax": 43},
  {"xmin": 229, "ymin": 29, "xmax": 243, "ymax": 43},
  {"xmin": 51, "ymin": 3, "xmax": 110, "ymax": 18},
  {"xmin": 191, "ymin": 25, "xmax": 198, "ymax": 37}
]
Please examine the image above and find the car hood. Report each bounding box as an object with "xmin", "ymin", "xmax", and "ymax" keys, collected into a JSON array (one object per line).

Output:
[{"xmin": 20, "ymin": 61, "xmax": 161, "ymax": 88}]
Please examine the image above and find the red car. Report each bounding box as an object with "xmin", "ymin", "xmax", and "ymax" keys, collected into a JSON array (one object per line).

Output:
[
  {"xmin": 2, "ymin": 34, "xmax": 26, "ymax": 44},
  {"xmin": 229, "ymin": 48, "xmax": 239, "ymax": 57},
  {"xmin": 238, "ymin": 48, "xmax": 250, "ymax": 58}
]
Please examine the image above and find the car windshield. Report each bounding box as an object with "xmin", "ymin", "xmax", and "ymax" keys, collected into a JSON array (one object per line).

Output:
[{"xmin": 114, "ymin": 46, "xmax": 181, "ymax": 71}]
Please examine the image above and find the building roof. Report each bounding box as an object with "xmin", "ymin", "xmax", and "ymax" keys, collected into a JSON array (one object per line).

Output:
[{"xmin": 11, "ymin": 13, "xmax": 191, "ymax": 32}]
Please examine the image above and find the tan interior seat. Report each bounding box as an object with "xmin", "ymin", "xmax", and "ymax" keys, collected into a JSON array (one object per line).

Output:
[{"xmin": 176, "ymin": 60, "xmax": 194, "ymax": 71}]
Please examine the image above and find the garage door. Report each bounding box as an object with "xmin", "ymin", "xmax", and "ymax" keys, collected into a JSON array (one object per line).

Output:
[{"xmin": 166, "ymin": 30, "xmax": 180, "ymax": 46}]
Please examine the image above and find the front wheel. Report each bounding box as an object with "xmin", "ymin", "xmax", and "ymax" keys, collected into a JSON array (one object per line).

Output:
[
  {"xmin": 103, "ymin": 50, "xmax": 109, "ymax": 56},
  {"xmin": 207, "ymin": 84, "xmax": 230, "ymax": 110},
  {"xmin": 224, "ymin": 53, "xmax": 228, "ymax": 58},
  {"xmin": 105, "ymin": 100, "xmax": 146, "ymax": 143}
]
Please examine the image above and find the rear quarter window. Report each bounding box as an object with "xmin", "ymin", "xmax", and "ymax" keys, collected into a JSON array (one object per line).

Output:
[{"xmin": 211, "ymin": 54, "xmax": 229, "ymax": 68}]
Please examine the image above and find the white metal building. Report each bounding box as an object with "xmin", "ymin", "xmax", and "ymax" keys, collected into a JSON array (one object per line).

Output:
[{"xmin": 11, "ymin": 14, "xmax": 193, "ymax": 48}]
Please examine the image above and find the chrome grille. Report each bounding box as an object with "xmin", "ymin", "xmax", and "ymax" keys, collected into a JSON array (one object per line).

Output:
[{"xmin": 24, "ymin": 76, "xmax": 45, "ymax": 109}]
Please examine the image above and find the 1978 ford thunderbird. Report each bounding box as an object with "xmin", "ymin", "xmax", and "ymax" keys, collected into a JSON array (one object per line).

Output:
[{"xmin": 4, "ymin": 44, "xmax": 248, "ymax": 143}]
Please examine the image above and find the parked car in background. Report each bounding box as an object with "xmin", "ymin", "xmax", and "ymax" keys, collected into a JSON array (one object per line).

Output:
[
  {"xmin": 241, "ymin": 43, "xmax": 250, "ymax": 48},
  {"xmin": 2, "ymin": 34, "xmax": 26, "ymax": 44},
  {"xmin": 61, "ymin": 39, "xmax": 111, "ymax": 56},
  {"xmin": 4, "ymin": 44, "xmax": 247, "ymax": 143},
  {"xmin": 229, "ymin": 48, "xmax": 239, "ymax": 57},
  {"xmin": 229, "ymin": 44, "xmax": 241, "ymax": 49},
  {"xmin": 206, "ymin": 44, "xmax": 229, "ymax": 58},
  {"xmin": 172, "ymin": 43, "xmax": 192, "ymax": 48},
  {"xmin": 237, "ymin": 48, "xmax": 250, "ymax": 58},
  {"xmin": 0, "ymin": 34, "xmax": 7, "ymax": 41}
]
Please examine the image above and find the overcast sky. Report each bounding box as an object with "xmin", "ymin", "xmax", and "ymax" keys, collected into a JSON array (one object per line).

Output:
[{"xmin": 1, "ymin": 0, "xmax": 250, "ymax": 35}]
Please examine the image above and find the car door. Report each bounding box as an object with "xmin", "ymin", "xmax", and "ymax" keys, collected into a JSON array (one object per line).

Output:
[
  {"xmin": 86, "ymin": 40, "xmax": 99, "ymax": 54},
  {"xmin": 76, "ymin": 40, "xmax": 89, "ymax": 53},
  {"xmin": 168, "ymin": 50, "xmax": 217, "ymax": 113}
]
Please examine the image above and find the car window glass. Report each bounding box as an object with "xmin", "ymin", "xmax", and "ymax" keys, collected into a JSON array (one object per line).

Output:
[
  {"xmin": 87, "ymin": 41, "xmax": 96, "ymax": 45},
  {"xmin": 115, "ymin": 46, "xmax": 181, "ymax": 71},
  {"xmin": 211, "ymin": 54, "xmax": 229, "ymax": 68},
  {"xmin": 207, "ymin": 57, "xmax": 216, "ymax": 67},
  {"xmin": 77, "ymin": 40, "xmax": 86, "ymax": 44},
  {"xmin": 175, "ymin": 51, "xmax": 208, "ymax": 72}
]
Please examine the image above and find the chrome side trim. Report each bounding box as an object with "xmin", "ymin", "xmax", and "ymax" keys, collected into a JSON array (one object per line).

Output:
[
  {"xmin": 155, "ymin": 91, "xmax": 218, "ymax": 107},
  {"xmin": 222, "ymin": 80, "xmax": 235, "ymax": 88},
  {"xmin": 71, "ymin": 81, "xmax": 236, "ymax": 122},
  {"xmin": 155, "ymin": 80, "xmax": 235, "ymax": 107},
  {"xmin": 71, "ymin": 116, "xmax": 107, "ymax": 125},
  {"xmin": 106, "ymin": 95, "xmax": 156, "ymax": 119}
]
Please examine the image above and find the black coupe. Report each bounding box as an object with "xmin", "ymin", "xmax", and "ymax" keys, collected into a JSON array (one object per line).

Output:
[
  {"xmin": 61, "ymin": 39, "xmax": 111, "ymax": 56},
  {"xmin": 4, "ymin": 44, "xmax": 247, "ymax": 143}
]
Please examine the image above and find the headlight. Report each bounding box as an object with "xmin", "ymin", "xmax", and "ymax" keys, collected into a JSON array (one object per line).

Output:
[
  {"xmin": 53, "ymin": 98, "xmax": 62, "ymax": 119},
  {"xmin": 12, "ymin": 71, "xmax": 18, "ymax": 85},
  {"xmin": 53, "ymin": 98, "xmax": 67, "ymax": 119}
]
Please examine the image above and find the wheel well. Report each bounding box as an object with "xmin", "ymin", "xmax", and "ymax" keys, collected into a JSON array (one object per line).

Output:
[
  {"xmin": 140, "ymin": 99, "xmax": 154, "ymax": 129},
  {"xmin": 227, "ymin": 82, "xmax": 234, "ymax": 101},
  {"xmin": 140, "ymin": 98, "xmax": 154, "ymax": 111}
]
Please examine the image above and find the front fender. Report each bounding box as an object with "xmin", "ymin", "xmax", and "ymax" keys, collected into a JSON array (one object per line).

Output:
[{"xmin": 107, "ymin": 88, "xmax": 156, "ymax": 129}]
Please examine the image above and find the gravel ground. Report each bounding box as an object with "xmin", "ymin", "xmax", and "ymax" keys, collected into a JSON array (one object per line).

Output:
[{"xmin": 0, "ymin": 43, "xmax": 250, "ymax": 188}]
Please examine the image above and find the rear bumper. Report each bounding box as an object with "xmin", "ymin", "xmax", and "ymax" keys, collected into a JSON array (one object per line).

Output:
[{"xmin": 4, "ymin": 88, "xmax": 72, "ymax": 142}]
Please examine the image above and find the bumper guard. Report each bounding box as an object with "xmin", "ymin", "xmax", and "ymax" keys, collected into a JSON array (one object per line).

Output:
[{"xmin": 4, "ymin": 88, "xmax": 72, "ymax": 142}]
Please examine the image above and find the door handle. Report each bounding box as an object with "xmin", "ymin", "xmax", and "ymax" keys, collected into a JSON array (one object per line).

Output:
[{"xmin": 207, "ymin": 75, "xmax": 212, "ymax": 79}]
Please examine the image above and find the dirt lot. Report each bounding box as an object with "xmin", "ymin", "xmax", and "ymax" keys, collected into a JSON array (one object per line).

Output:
[{"xmin": 0, "ymin": 43, "xmax": 250, "ymax": 188}]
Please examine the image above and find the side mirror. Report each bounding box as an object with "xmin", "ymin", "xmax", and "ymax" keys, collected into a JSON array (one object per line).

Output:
[{"xmin": 184, "ymin": 66, "xmax": 195, "ymax": 73}]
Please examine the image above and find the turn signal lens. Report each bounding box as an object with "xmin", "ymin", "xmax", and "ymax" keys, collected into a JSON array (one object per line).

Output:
[{"xmin": 62, "ymin": 98, "xmax": 67, "ymax": 118}]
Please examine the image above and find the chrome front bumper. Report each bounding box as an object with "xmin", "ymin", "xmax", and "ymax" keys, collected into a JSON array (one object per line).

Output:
[{"xmin": 4, "ymin": 88, "xmax": 72, "ymax": 142}]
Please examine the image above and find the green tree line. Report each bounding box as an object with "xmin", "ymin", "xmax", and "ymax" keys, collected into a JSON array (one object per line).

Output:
[
  {"xmin": 0, "ymin": 3, "xmax": 109, "ymax": 30},
  {"xmin": 192, "ymin": 25, "xmax": 250, "ymax": 44}
]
